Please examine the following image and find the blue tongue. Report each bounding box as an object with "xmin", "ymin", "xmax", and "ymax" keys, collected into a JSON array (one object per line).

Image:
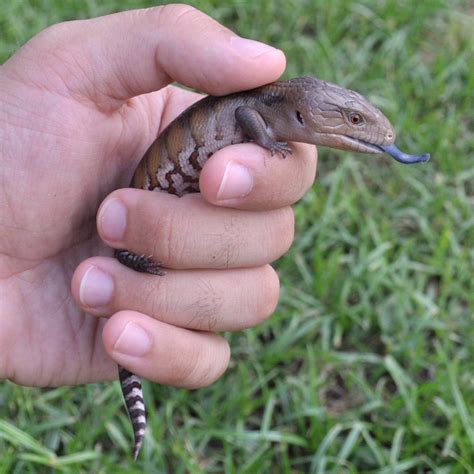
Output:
[{"xmin": 380, "ymin": 144, "xmax": 430, "ymax": 164}]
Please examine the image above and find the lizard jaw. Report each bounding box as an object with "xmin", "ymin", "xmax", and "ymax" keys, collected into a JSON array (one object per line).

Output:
[{"xmin": 321, "ymin": 134, "xmax": 387, "ymax": 154}]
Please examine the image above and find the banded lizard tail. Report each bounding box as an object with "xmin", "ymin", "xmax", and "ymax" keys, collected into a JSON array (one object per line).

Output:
[{"xmin": 115, "ymin": 76, "xmax": 430, "ymax": 459}]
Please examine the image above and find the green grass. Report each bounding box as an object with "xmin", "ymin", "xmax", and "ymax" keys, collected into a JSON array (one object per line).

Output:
[{"xmin": 1, "ymin": 0, "xmax": 473, "ymax": 472}]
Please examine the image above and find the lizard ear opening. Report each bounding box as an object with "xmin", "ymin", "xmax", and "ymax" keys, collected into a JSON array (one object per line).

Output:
[{"xmin": 295, "ymin": 110, "xmax": 304, "ymax": 125}]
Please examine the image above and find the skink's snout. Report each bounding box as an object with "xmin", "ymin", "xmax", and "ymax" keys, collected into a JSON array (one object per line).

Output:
[{"xmin": 380, "ymin": 144, "xmax": 430, "ymax": 164}]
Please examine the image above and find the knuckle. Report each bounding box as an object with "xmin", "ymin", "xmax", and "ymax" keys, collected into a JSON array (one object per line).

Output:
[
  {"xmin": 140, "ymin": 275, "xmax": 167, "ymax": 316},
  {"xmin": 137, "ymin": 4, "xmax": 199, "ymax": 28},
  {"xmin": 156, "ymin": 3, "xmax": 199, "ymax": 23},
  {"xmin": 187, "ymin": 278, "xmax": 223, "ymax": 331},
  {"xmin": 153, "ymin": 4, "xmax": 229, "ymax": 94},
  {"xmin": 157, "ymin": 205, "xmax": 189, "ymax": 266},
  {"xmin": 218, "ymin": 213, "xmax": 247, "ymax": 268}
]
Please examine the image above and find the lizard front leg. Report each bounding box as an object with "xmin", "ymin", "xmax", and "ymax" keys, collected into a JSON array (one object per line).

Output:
[{"xmin": 235, "ymin": 106, "xmax": 293, "ymax": 158}]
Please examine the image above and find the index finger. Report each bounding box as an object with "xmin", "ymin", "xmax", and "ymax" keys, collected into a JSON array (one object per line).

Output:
[{"xmin": 199, "ymin": 142, "xmax": 318, "ymax": 211}]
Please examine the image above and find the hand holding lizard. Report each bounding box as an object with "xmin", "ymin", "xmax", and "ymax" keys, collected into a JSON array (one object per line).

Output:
[{"xmin": 0, "ymin": 6, "xmax": 317, "ymax": 388}]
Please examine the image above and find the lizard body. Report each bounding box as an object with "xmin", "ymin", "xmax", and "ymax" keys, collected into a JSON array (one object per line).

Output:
[{"xmin": 115, "ymin": 76, "xmax": 429, "ymax": 459}]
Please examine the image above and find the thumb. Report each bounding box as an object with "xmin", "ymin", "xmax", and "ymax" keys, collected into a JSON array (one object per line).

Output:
[{"xmin": 4, "ymin": 5, "xmax": 286, "ymax": 109}]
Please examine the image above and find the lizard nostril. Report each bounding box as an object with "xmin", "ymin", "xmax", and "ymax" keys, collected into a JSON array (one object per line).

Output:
[{"xmin": 386, "ymin": 131, "xmax": 394, "ymax": 141}]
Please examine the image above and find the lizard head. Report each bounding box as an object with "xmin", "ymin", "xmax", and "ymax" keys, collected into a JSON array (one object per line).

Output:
[
  {"xmin": 270, "ymin": 77, "xmax": 429, "ymax": 164},
  {"xmin": 285, "ymin": 76, "xmax": 396, "ymax": 153}
]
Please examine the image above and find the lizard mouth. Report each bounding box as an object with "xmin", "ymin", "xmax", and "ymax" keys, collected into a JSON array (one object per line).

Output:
[{"xmin": 345, "ymin": 137, "xmax": 430, "ymax": 164}]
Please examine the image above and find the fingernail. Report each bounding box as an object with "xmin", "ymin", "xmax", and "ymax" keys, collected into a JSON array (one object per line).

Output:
[
  {"xmin": 217, "ymin": 161, "xmax": 254, "ymax": 201},
  {"xmin": 98, "ymin": 198, "xmax": 127, "ymax": 242},
  {"xmin": 79, "ymin": 266, "xmax": 114, "ymax": 307},
  {"xmin": 230, "ymin": 36, "xmax": 280, "ymax": 58},
  {"xmin": 114, "ymin": 322, "xmax": 151, "ymax": 357}
]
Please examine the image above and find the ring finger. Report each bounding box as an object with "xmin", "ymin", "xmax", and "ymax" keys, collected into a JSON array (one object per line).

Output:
[{"xmin": 72, "ymin": 258, "xmax": 280, "ymax": 332}]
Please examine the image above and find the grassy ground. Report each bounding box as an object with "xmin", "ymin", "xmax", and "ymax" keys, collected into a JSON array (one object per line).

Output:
[{"xmin": 1, "ymin": 0, "xmax": 473, "ymax": 472}]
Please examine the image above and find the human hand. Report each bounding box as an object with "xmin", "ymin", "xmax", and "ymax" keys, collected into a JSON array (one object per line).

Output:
[{"xmin": 0, "ymin": 5, "xmax": 317, "ymax": 388}]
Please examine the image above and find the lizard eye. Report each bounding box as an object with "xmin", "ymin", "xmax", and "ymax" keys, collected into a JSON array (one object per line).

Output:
[
  {"xmin": 349, "ymin": 112, "xmax": 364, "ymax": 125},
  {"xmin": 295, "ymin": 110, "xmax": 304, "ymax": 125}
]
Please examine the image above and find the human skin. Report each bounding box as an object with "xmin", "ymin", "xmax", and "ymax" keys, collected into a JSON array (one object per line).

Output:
[{"xmin": 0, "ymin": 5, "xmax": 317, "ymax": 389}]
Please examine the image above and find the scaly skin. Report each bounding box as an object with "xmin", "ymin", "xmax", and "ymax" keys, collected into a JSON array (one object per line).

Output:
[
  {"xmin": 116, "ymin": 76, "xmax": 429, "ymax": 459},
  {"xmin": 132, "ymin": 77, "xmax": 397, "ymax": 196}
]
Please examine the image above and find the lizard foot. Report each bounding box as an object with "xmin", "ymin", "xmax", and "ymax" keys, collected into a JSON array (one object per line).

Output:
[
  {"xmin": 269, "ymin": 141, "xmax": 293, "ymax": 158},
  {"xmin": 114, "ymin": 249, "xmax": 166, "ymax": 276}
]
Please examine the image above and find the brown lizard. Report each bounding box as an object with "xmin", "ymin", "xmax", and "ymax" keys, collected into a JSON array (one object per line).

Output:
[{"xmin": 114, "ymin": 76, "xmax": 429, "ymax": 459}]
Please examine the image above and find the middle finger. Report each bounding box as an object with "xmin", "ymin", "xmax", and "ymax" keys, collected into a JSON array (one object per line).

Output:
[{"xmin": 97, "ymin": 190, "xmax": 294, "ymax": 269}]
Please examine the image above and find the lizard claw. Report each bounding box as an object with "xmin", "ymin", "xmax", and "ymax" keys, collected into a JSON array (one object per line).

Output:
[
  {"xmin": 115, "ymin": 249, "xmax": 166, "ymax": 276},
  {"xmin": 270, "ymin": 141, "xmax": 293, "ymax": 158},
  {"xmin": 142, "ymin": 256, "xmax": 166, "ymax": 276}
]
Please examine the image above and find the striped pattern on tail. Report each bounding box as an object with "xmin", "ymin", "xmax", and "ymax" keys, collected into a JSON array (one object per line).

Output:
[{"xmin": 118, "ymin": 366, "xmax": 146, "ymax": 460}]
